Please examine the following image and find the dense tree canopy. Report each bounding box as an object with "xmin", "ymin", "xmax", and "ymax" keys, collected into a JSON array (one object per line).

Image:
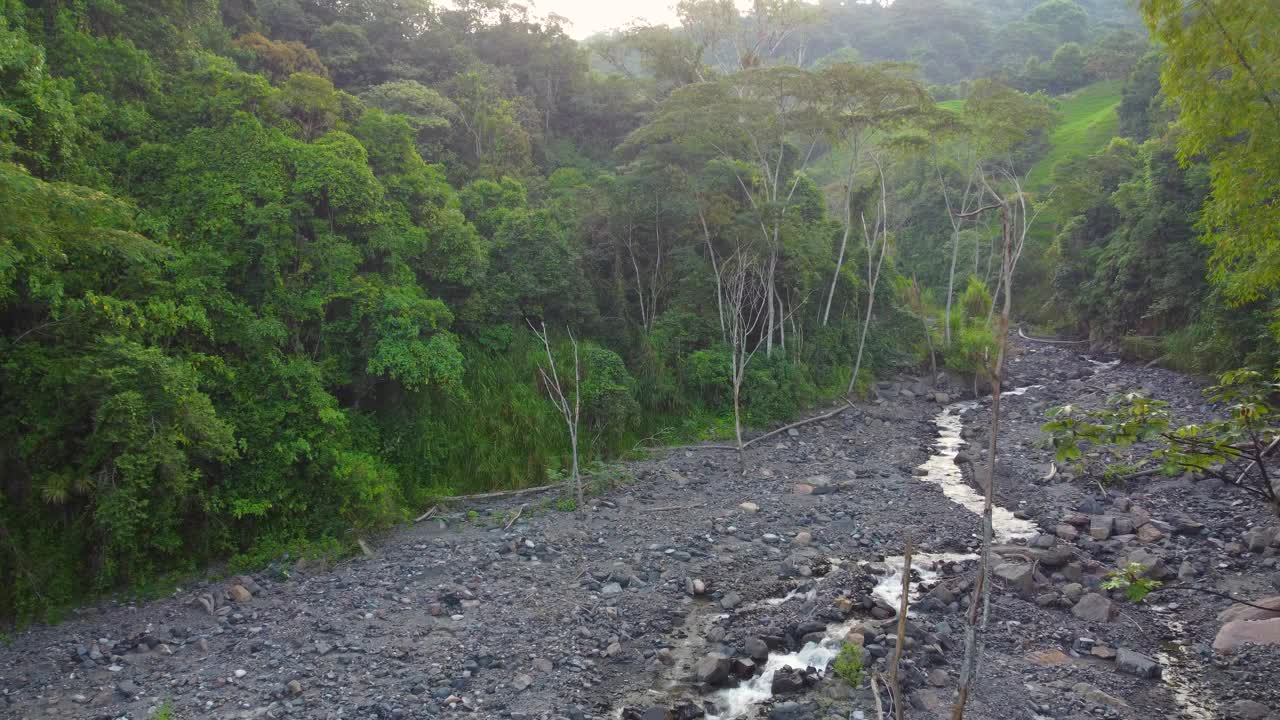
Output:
[{"xmin": 2, "ymin": 0, "xmax": 1278, "ymax": 624}]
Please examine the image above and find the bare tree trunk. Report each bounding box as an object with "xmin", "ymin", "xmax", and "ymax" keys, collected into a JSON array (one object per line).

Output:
[
  {"xmin": 733, "ymin": 379, "xmax": 745, "ymax": 474},
  {"xmin": 945, "ymin": 229, "xmax": 961, "ymax": 344},
  {"xmin": 777, "ymin": 290, "xmax": 784, "ymax": 351},
  {"xmin": 824, "ymin": 155, "xmax": 858, "ymax": 327},
  {"xmin": 847, "ymin": 154, "xmax": 890, "ymax": 398},
  {"xmin": 936, "ymin": 159, "xmax": 975, "ymax": 347},
  {"xmin": 624, "ymin": 223, "xmax": 648, "ymax": 333},
  {"xmin": 953, "ymin": 178, "xmax": 1025, "ymax": 720},
  {"xmin": 530, "ymin": 321, "xmax": 584, "ymax": 511},
  {"xmin": 889, "ymin": 537, "xmax": 914, "ymax": 720},
  {"xmin": 699, "ymin": 206, "xmax": 726, "ymax": 342},
  {"xmin": 922, "ymin": 309, "xmax": 937, "ymax": 379},
  {"xmin": 765, "ymin": 252, "xmax": 776, "ymax": 357},
  {"xmin": 823, "ymin": 223, "xmax": 850, "ymax": 327},
  {"xmin": 721, "ymin": 251, "xmax": 770, "ymax": 476}
]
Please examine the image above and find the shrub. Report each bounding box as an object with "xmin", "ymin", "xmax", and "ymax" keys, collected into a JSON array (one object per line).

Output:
[{"xmin": 833, "ymin": 641, "xmax": 866, "ymax": 687}]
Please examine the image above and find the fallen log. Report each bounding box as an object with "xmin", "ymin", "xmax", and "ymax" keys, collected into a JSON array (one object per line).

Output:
[
  {"xmin": 1016, "ymin": 326, "xmax": 1088, "ymax": 345},
  {"xmin": 689, "ymin": 400, "xmax": 856, "ymax": 452}
]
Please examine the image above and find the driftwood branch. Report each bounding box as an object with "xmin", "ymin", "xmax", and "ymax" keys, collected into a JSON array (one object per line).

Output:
[
  {"xmin": 504, "ymin": 504, "xmax": 526, "ymax": 530},
  {"xmin": 1235, "ymin": 436, "xmax": 1280, "ymax": 485},
  {"xmin": 1152, "ymin": 585, "xmax": 1280, "ymax": 612},
  {"xmin": 1016, "ymin": 326, "xmax": 1088, "ymax": 345},
  {"xmin": 871, "ymin": 672, "xmax": 887, "ymax": 720},
  {"xmin": 413, "ymin": 506, "xmax": 437, "ymax": 523},
  {"xmin": 437, "ymin": 482, "xmax": 567, "ymax": 503},
  {"xmin": 647, "ymin": 501, "xmax": 708, "ymax": 512},
  {"xmin": 689, "ymin": 401, "xmax": 856, "ymax": 452},
  {"xmin": 741, "ymin": 400, "xmax": 855, "ymax": 449}
]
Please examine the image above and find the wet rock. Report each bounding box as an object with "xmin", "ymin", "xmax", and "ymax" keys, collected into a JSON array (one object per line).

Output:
[
  {"xmin": 694, "ymin": 654, "xmax": 732, "ymax": 686},
  {"xmin": 228, "ymin": 584, "xmax": 253, "ymax": 603},
  {"xmin": 770, "ymin": 666, "xmax": 812, "ymax": 694},
  {"xmin": 623, "ymin": 708, "xmax": 671, "ymax": 720},
  {"xmin": 1114, "ymin": 648, "xmax": 1161, "ymax": 679},
  {"xmin": 744, "ymin": 636, "xmax": 770, "ymax": 661},
  {"xmin": 731, "ymin": 657, "xmax": 756, "ymax": 679},
  {"xmin": 601, "ymin": 582, "xmax": 623, "ymax": 595},
  {"xmin": 686, "ymin": 578, "xmax": 707, "ymax": 596},
  {"xmin": 673, "ymin": 703, "xmax": 707, "ymax": 720},
  {"xmin": 1071, "ymin": 593, "xmax": 1116, "ymax": 623},
  {"xmin": 769, "ymin": 702, "xmax": 811, "ymax": 720},
  {"xmin": 719, "ymin": 592, "xmax": 742, "ymax": 610},
  {"xmin": 1055, "ymin": 524, "xmax": 1079, "ymax": 542}
]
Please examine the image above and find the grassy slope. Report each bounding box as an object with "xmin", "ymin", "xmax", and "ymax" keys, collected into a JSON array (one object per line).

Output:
[
  {"xmin": 809, "ymin": 83, "xmax": 1121, "ymax": 191},
  {"xmin": 1026, "ymin": 80, "xmax": 1122, "ymax": 189}
]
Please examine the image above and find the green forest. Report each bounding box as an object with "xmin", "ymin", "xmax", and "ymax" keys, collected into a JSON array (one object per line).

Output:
[{"xmin": 1, "ymin": 0, "xmax": 1276, "ymax": 623}]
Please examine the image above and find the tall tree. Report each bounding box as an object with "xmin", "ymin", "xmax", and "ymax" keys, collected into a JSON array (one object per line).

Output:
[{"xmin": 1139, "ymin": 0, "xmax": 1280, "ymax": 306}]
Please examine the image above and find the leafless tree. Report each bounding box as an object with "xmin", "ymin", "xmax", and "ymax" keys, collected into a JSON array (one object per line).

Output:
[
  {"xmin": 950, "ymin": 167, "xmax": 1041, "ymax": 720},
  {"xmin": 529, "ymin": 320, "xmax": 583, "ymax": 510},
  {"xmin": 935, "ymin": 155, "xmax": 979, "ymax": 346},
  {"xmin": 846, "ymin": 151, "xmax": 891, "ymax": 399},
  {"xmin": 720, "ymin": 250, "xmax": 771, "ymax": 474}
]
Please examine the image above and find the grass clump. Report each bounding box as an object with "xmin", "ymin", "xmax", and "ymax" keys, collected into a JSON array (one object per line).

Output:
[{"xmin": 833, "ymin": 641, "xmax": 867, "ymax": 687}]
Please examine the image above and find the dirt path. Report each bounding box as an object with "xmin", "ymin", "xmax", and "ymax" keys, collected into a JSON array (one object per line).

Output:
[{"xmin": 2, "ymin": 341, "xmax": 1277, "ymax": 720}]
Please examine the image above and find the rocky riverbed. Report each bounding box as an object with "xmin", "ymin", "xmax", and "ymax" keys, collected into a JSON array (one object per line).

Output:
[{"xmin": 3, "ymin": 340, "xmax": 1280, "ymax": 720}]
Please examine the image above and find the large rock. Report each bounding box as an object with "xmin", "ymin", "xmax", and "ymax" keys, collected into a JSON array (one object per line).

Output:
[
  {"xmin": 994, "ymin": 562, "xmax": 1035, "ymax": 594},
  {"xmin": 744, "ymin": 636, "xmax": 770, "ymax": 661},
  {"xmin": 1219, "ymin": 596, "xmax": 1280, "ymax": 623},
  {"xmin": 1115, "ymin": 648, "xmax": 1161, "ymax": 679},
  {"xmin": 1245, "ymin": 527, "xmax": 1279, "ymax": 553},
  {"xmin": 1071, "ymin": 593, "xmax": 1117, "ymax": 623},
  {"xmin": 1126, "ymin": 548, "xmax": 1173, "ymax": 580},
  {"xmin": 1214, "ymin": 618, "xmax": 1280, "ymax": 653},
  {"xmin": 1089, "ymin": 516, "xmax": 1115, "ymax": 541},
  {"xmin": 694, "ymin": 654, "xmax": 732, "ymax": 686},
  {"xmin": 1137, "ymin": 524, "xmax": 1166, "ymax": 543},
  {"xmin": 770, "ymin": 666, "xmax": 815, "ymax": 694},
  {"xmin": 1071, "ymin": 682, "xmax": 1129, "ymax": 708},
  {"xmin": 1230, "ymin": 700, "xmax": 1273, "ymax": 720}
]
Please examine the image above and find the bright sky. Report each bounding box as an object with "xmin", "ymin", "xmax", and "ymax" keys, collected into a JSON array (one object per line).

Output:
[{"xmin": 527, "ymin": 0, "xmax": 682, "ymax": 38}]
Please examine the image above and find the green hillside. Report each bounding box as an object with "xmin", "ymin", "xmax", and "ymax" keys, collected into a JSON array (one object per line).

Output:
[{"xmin": 1027, "ymin": 80, "xmax": 1122, "ymax": 188}]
